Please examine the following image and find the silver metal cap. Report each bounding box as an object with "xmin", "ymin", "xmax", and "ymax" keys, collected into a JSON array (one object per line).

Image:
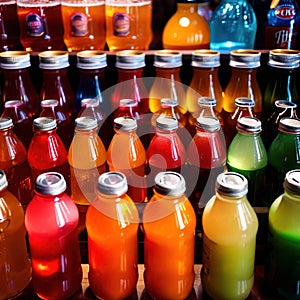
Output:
[
  {"xmin": 154, "ymin": 171, "xmax": 186, "ymax": 196},
  {"xmin": 156, "ymin": 116, "xmax": 178, "ymax": 130},
  {"xmin": 41, "ymin": 99, "xmax": 59, "ymax": 108},
  {"xmin": 33, "ymin": 117, "xmax": 57, "ymax": 131},
  {"xmin": 0, "ymin": 170, "xmax": 8, "ymax": 191},
  {"xmin": 196, "ymin": 116, "xmax": 220, "ymax": 131},
  {"xmin": 229, "ymin": 50, "xmax": 261, "ymax": 68},
  {"xmin": 77, "ymin": 50, "xmax": 107, "ymax": 69},
  {"xmin": 114, "ymin": 116, "xmax": 137, "ymax": 131},
  {"xmin": 97, "ymin": 172, "xmax": 128, "ymax": 196},
  {"xmin": 235, "ymin": 97, "xmax": 255, "ymax": 108},
  {"xmin": 154, "ymin": 50, "xmax": 182, "ymax": 68},
  {"xmin": 191, "ymin": 50, "xmax": 221, "ymax": 68},
  {"xmin": 116, "ymin": 50, "xmax": 145, "ymax": 69},
  {"xmin": 35, "ymin": 172, "xmax": 66, "ymax": 195},
  {"xmin": 75, "ymin": 116, "xmax": 98, "ymax": 131},
  {"xmin": 284, "ymin": 169, "xmax": 300, "ymax": 194},
  {"xmin": 237, "ymin": 116, "xmax": 262, "ymax": 133},
  {"xmin": 216, "ymin": 172, "xmax": 248, "ymax": 197},
  {"xmin": 0, "ymin": 117, "xmax": 13, "ymax": 129},
  {"xmin": 0, "ymin": 51, "xmax": 31, "ymax": 69},
  {"xmin": 39, "ymin": 51, "xmax": 70, "ymax": 69},
  {"xmin": 198, "ymin": 97, "xmax": 217, "ymax": 107},
  {"xmin": 279, "ymin": 117, "xmax": 300, "ymax": 134},
  {"xmin": 268, "ymin": 49, "xmax": 300, "ymax": 69}
]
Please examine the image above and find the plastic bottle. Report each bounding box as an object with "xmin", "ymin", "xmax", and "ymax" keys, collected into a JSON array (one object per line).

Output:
[
  {"xmin": 201, "ymin": 172, "xmax": 258, "ymax": 300},
  {"xmin": 0, "ymin": 51, "xmax": 40, "ymax": 117},
  {"xmin": 0, "ymin": 0, "xmax": 22, "ymax": 51},
  {"xmin": 0, "ymin": 117, "xmax": 32, "ymax": 206},
  {"xmin": 223, "ymin": 97, "xmax": 256, "ymax": 147},
  {"xmin": 38, "ymin": 50, "xmax": 76, "ymax": 119},
  {"xmin": 61, "ymin": 0, "xmax": 106, "ymax": 52},
  {"xmin": 186, "ymin": 116, "xmax": 226, "ymax": 214},
  {"xmin": 162, "ymin": 0, "xmax": 210, "ymax": 50},
  {"xmin": 0, "ymin": 169, "xmax": 31, "ymax": 300},
  {"xmin": 263, "ymin": 49, "xmax": 300, "ymax": 121},
  {"xmin": 265, "ymin": 0, "xmax": 300, "ymax": 49},
  {"xmin": 143, "ymin": 171, "xmax": 196, "ymax": 300},
  {"xmin": 222, "ymin": 50, "xmax": 262, "ymax": 122},
  {"xmin": 1, "ymin": 100, "xmax": 33, "ymax": 150},
  {"xmin": 16, "ymin": 0, "xmax": 65, "ymax": 51},
  {"xmin": 209, "ymin": 0, "xmax": 257, "ymax": 52},
  {"xmin": 75, "ymin": 50, "xmax": 109, "ymax": 115},
  {"xmin": 265, "ymin": 169, "xmax": 300, "ymax": 299},
  {"xmin": 105, "ymin": 0, "xmax": 153, "ymax": 51},
  {"xmin": 25, "ymin": 172, "xmax": 82, "ymax": 299},
  {"xmin": 39, "ymin": 99, "xmax": 74, "ymax": 150},
  {"xmin": 146, "ymin": 116, "xmax": 186, "ymax": 200},
  {"xmin": 107, "ymin": 116, "xmax": 147, "ymax": 203},
  {"xmin": 86, "ymin": 171, "xmax": 139, "ymax": 299},
  {"xmin": 27, "ymin": 117, "xmax": 71, "ymax": 196},
  {"xmin": 267, "ymin": 117, "xmax": 300, "ymax": 204},
  {"xmin": 186, "ymin": 50, "xmax": 224, "ymax": 123},
  {"xmin": 227, "ymin": 116, "xmax": 268, "ymax": 206}
]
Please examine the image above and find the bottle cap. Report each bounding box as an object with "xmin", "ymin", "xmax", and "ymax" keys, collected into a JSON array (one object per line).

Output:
[
  {"xmin": 191, "ymin": 50, "xmax": 221, "ymax": 68},
  {"xmin": 39, "ymin": 51, "xmax": 70, "ymax": 69},
  {"xmin": 119, "ymin": 98, "xmax": 138, "ymax": 108},
  {"xmin": 278, "ymin": 117, "xmax": 300, "ymax": 134},
  {"xmin": 154, "ymin": 171, "xmax": 186, "ymax": 196},
  {"xmin": 154, "ymin": 50, "xmax": 182, "ymax": 68},
  {"xmin": 97, "ymin": 172, "xmax": 128, "ymax": 196},
  {"xmin": 275, "ymin": 100, "xmax": 297, "ymax": 110},
  {"xmin": 41, "ymin": 99, "xmax": 59, "ymax": 108},
  {"xmin": 81, "ymin": 98, "xmax": 100, "ymax": 108},
  {"xmin": 33, "ymin": 117, "xmax": 57, "ymax": 131},
  {"xmin": 284, "ymin": 169, "xmax": 300, "ymax": 194},
  {"xmin": 116, "ymin": 50, "xmax": 146, "ymax": 69},
  {"xmin": 237, "ymin": 116, "xmax": 262, "ymax": 133},
  {"xmin": 161, "ymin": 98, "xmax": 178, "ymax": 108},
  {"xmin": 77, "ymin": 50, "xmax": 107, "ymax": 69},
  {"xmin": 35, "ymin": 172, "xmax": 66, "ymax": 195},
  {"xmin": 229, "ymin": 50, "xmax": 261, "ymax": 68},
  {"xmin": 216, "ymin": 172, "xmax": 248, "ymax": 197},
  {"xmin": 0, "ymin": 117, "xmax": 13, "ymax": 129},
  {"xmin": 196, "ymin": 116, "xmax": 220, "ymax": 131},
  {"xmin": 0, "ymin": 170, "xmax": 8, "ymax": 191},
  {"xmin": 75, "ymin": 116, "xmax": 98, "ymax": 131},
  {"xmin": 4, "ymin": 100, "xmax": 24, "ymax": 109},
  {"xmin": 235, "ymin": 97, "xmax": 255, "ymax": 108},
  {"xmin": 114, "ymin": 116, "xmax": 137, "ymax": 131},
  {"xmin": 156, "ymin": 116, "xmax": 178, "ymax": 130},
  {"xmin": 198, "ymin": 96, "xmax": 217, "ymax": 107},
  {"xmin": 0, "ymin": 51, "xmax": 31, "ymax": 69},
  {"xmin": 268, "ymin": 49, "xmax": 300, "ymax": 69}
]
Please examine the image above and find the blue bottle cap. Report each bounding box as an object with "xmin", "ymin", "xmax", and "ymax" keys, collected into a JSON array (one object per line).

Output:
[
  {"xmin": 191, "ymin": 50, "xmax": 220, "ymax": 68},
  {"xmin": 0, "ymin": 51, "xmax": 31, "ymax": 69},
  {"xmin": 268, "ymin": 49, "xmax": 300, "ymax": 69},
  {"xmin": 35, "ymin": 172, "xmax": 66, "ymax": 195},
  {"xmin": 77, "ymin": 50, "xmax": 107, "ymax": 69},
  {"xmin": 75, "ymin": 116, "xmax": 98, "ymax": 131},
  {"xmin": 230, "ymin": 50, "xmax": 261, "ymax": 68},
  {"xmin": 154, "ymin": 171, "xmax": 186, "ymax": 196},
  {"xmin": 114, "ymin": 116, "xmax": 137, "ymax": 131},
  {"xmin": 116, "ymin": 50, "xmax": 146, "ymax": 69},
  {"xmin": 0, "ymin": 117, "xmax": 13, "ymax": 129},
  {"xmin": 0, "ymin": 170, "xmax": 8, "ymax": 191},
  {"xmin": 156, "ymin": 116, "xmax": 178, "ymax": 130},
  {"xmin": 216, "ymin": 172, "xmax": 248, "ymax": 197},
  {"xmin": 196, "ymin": 116, "xmax": 220, "ymax": 131},
  {"xmin": 279, "ymin": 117, "xmax": 300, "ymax": 134},
  {"xmin": 33, "ymin": 117, "xmax": 57, "ymax": 131},
  {"xmin": 39, "ymin": 51, "xmax": 69, "ymax": 69},
  {"xmin": 97, "ymin": 172, "xmax": 128, "ymax": 196},
  {"xmin": 237, "ymin": 116, "xmax": 262, "ymax": 133},
  {"xmin": 284, "ymin": 169, "xmax": 300, "ymax": 194},
  {"xmin": 154, "ymin": 50, "xmax": 182, "ymax": 68},
  {"xmin": 234, "ymin": 97, "xmax": 255, "ymax": 108}
]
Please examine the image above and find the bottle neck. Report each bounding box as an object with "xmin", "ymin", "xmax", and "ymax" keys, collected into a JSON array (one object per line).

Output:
[
  {"xmin": 176, "ymin": 3, "xmax": 199, "ymax": 13},
  {"xmin": 117, "ymin": 68, "xmax": 144, "ymax": 81},
  {"xmin": 155, "ymin": 67, "xmax": 181, "ymax": 79}
]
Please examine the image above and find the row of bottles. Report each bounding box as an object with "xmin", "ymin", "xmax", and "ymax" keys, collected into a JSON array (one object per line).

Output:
[{"xmin": 3, "ymin": 165, "xmax": 300, "ymax": 300}]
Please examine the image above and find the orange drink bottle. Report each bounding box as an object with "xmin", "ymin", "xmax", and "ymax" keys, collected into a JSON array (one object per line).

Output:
[
  {"xmin": 143, "ymin": 171, "xmax": 196, "ymax": 300},
  {"xmin": 61, "ymin": 0, "xmax": 106, "ymax": 52},
  {"xmin": 107, "ymin": 116, "xmax": 147, "ymax": 203},
  {"xmin": 0, "ymin": 169, "xmax": 31, "ymax": 299},
  {"xmin": 86, "ymin": 171, "xmax": 139, "ymax": 299}
]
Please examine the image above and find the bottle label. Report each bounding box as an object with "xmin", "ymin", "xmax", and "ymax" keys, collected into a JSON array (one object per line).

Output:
[
  {"xmin": 70, "ymin": 13, "xmax": 88, "ymax": 36},
  {"xmin": 265, "ymin": 25, "xmax": 299, "ymax": 48},
  {"xmin": 275, "ymin": 6, "xmax": 295, "ymax": 19},
  {"xmin": 26, "ymin": 13, "xmax": 44, "ymax": 36},
  {"xmin": 113, "ymin": 12, "xmax": 130, "ymax": 36}
]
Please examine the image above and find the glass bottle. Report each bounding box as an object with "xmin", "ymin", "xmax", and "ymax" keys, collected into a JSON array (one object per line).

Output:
[
  {"xmin": 263, "ymin": 49, "xmax": 300, "ymax": 121},
  {"xmin": 0, "ymin": 51, "xmax": 40, "ymax": 117},
  {"xmin": 0, "ymin": 169, "xmax": 31, "ymax": 300},
  {"xmin": 162, "ymin": 0, "xmax": 210, "ymax": 50},
  {"xmin": 86, "ymin": 171, "xmax": 139, "ymax": 299},
  {"xmin": 75, "ymin": 50, "xmax": 109, "ymax": 115},
  {"xmin": 146, "ymin": 116, "xmax": 186, "ymax": 200},
  {"xmin": 61, "ymin": 0, "xmax": 106, "ymax": 52},
  {"xmin": 1, "ymin": 100, "xmax": 33, "ymax": 150},
  {"xmin": 265, "ymin": 0, "xmax": 300, "ymax": 49},
  {"xmin": 105, "ymin": 0, "xmax": 153, "ymax": 51},
  {"xmin": 224, "ymin": 96, "xmax": 256, "ymax": 147},
  {"xmin": 186, "ymin": 116, "xmax": 226, "ymax": 215},
  {"xmin": 27, "ymin": 117, "xmax": 71, "ymax": 196},
  {"xmin": 143, "ymin": 171, "xmax": 196, "ymax": 300},
  {"xmin": 209, "ymin": 0, "xmax": 257, "ymax": 52},
  {"xmin": 107, "ymin": 116, "xmax": 147, "ymax": 203},
  {"xmin": 222, "ymin": 49, "xmax": 262, "ymax": 122},
  {"xmin": 39, "ymin": 99, "xmax": 74, "ymax": 150},
  {"xmin": 16, "ymin": 0, "xmax": 65, "ymax": 51},
  {"xmin": 38, "ymin": 50, "xmax": 76, "ymax": 118},
  {"xmin": 201, "ymin": 172, "xmax": 258, "ymax": 300},
  {"xmin": 68, "ymin": 116, "xmax": 107, "ymax": 232},
  {"xmin": 227, "ymin": 116, "xmax": 268, "ymax": 206},
  {"xmin": 0, "ymin": 117, "xmax": 32, "ymax": 206},
  {"xmin": 263, "ymin": 99, "xmax": 298, "ymax": 150},
  {"xmin": 0, "ymin": 0, "xmax": 22, "ymax": 51},
  {"xmin": 265, "ymin": 169, "xmax": 300, "ymax": 299},
  {"xmin": 267, "ymin": 117, "xmax": 300, "ymax": 204},
  {"xmin": 186, "ymin": 50, "xmax": 224, "ymax": 123},
  {"xmin": 25, "ymin": 172, "xmax": 82, "ymax": 299}
]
